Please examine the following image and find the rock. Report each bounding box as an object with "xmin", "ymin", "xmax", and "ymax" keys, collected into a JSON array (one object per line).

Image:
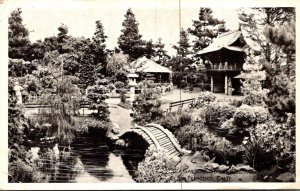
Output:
[
  {"xmin": 218, "ymin": 164, "xmax": 230, "ymax": 172},
  {"xmin": 204, "ymin": 162, "xmax": 219, "ymax": 170},
  {"xmin": 179, "ymin": 162, "xmax": 190, "ymax": 171},
  {"xmin": 182, "ymin": 172, "xmax": 195, "ymax": 182},
  {"xmin": 166, "ymin": 156, "xmax": 181, "ymax": 169},
  {"xmin": 227, "ymin": 165, "xmax": 238, "ymax": 174},
  {"xmin": 112, "ymin": 123, "xmax": 120, "ymax": 134},
  {"xmin": 182, "ymin": 148, "xmax": 192, "ymax": 155},
  {"xmin": 191, "ymin": 151, "xmax": 209, "ymax": 163},
  {"xmin": 276, "ymin": 172, "xmax": 295, "ymax": 182},
  {"xmin": 236, "ymin": 165, "xmax": 256, "ymax": 173},
  {"xmin": 115, "ymin": 139, "xmax": 126, "ymax": 147}
]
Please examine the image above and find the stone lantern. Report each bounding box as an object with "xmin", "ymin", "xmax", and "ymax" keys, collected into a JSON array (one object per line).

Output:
[{"xmin": 127, "ymin": 72, "xmax": 139, "ymax": 104}]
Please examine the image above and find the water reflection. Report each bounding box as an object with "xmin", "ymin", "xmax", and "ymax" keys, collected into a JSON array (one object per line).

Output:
[{"xmin": 32, "ymin": 135, "xmax": 137, "ymax": 183}]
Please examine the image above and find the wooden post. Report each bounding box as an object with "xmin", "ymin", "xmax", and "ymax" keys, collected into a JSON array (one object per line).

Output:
[
  {"xmin": 210, "ymin": 76, "xmax": 214, "ymax": 92},
  {"xmin": 225, "ymin": 75, "xmax": 228, "ymax": 95}
]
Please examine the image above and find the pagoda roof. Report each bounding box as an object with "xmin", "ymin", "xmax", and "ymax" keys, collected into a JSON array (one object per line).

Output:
[{"xmin": 197, "ymin": 30, "xmax": 244, "ymax": 55}]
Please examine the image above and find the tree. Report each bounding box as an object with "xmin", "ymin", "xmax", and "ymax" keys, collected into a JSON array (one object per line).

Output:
[
  {"xmin": 106, "ymin": 52, "xmax": 129, "ymax": 77},
  {"xmin": 153, "ymin": 38, "xmax": 170, "ymax": 65},
  {"xmin": 118, "ymin": 8, "xmax": 144, "ymax": 61},
  {"xmin": 8, "ymin": 8, "xmax": 31, "ymax": 60},
  {"xmin": 132, "ymin": 80, "xmax": 163, "ymax": 125},
  {"xmin": 143, "ymin": 39, "xmax": 156, "ymax": 59},
  {"xmin": 188, "ymin": 8, "xmax": 228, "ymax": 53},
  {"xmin": 264, "ymin": 17, "xmax": 295, "ymax": 120},
  {"xmin": 27, "ymin": 40, "xmax": 46, "ymax": 61},
  {"xmin": 239, "ymin": 8, "xmax": 295, "ymax": 121},
  {"xmin": 91, "ymin": 20, "xmax": 108, "ymax": 75},
  {"xmin": 169, "ymin": 29, "xmax": 194, "ymax": 87},
  {"xmin": 240, "ymin": 47, "xmax": 269, "ymax": 107},
  {"xmin": 57, "ymin": 23, "xmax": 71, "ymax": 54},
  {"xmin": 173, "ymin": 29, "xmax": 191, "ymax": 57},
  {"xmin": 87, "ymin": 78, "xmax": 110, "ymax": 121}
]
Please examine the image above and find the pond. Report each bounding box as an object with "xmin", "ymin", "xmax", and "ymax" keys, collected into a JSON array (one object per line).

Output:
[{"xmin": 31, "ymin": 135, "xmax": 144, "ymax": 183}]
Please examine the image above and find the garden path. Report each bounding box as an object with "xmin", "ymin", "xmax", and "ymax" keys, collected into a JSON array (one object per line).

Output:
[{"xmin": 107, "ymin": 98, "xmax": 134, "ymax": 134}]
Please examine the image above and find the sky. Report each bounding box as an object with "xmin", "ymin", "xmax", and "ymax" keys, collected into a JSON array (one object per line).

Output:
[{"xmin": 2, "ymin": 0, "xmax": 241, "ymax": 56}]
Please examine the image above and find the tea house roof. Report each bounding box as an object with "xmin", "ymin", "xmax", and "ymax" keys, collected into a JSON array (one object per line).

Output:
[
  {"xmin": 131, "ymin": 56, "xmax": 172, "ymax": 74},
  {"xmin": 197, "ymin": 30, "xmax": 244, "ymax": 55}
]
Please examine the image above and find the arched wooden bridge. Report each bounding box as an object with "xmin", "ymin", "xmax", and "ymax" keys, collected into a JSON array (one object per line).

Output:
[{"xmin": 120, "ymin": 123, "xmax": 183, "ymax": 156}]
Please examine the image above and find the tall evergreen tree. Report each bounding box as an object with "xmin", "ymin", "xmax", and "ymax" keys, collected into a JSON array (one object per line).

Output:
[
  {"xmin": 188, "ymin": 8, "xmax": 228, "ymax": 53},
  {"xmin": 239, "ymin": 7, "xmax": 295, "ymax": 121},
  {"xmin": 154, "ymin": 38, "xmax": 170, "ymax": 65},
  {"xmin": 8, "ymin": 8, "xmax": 31, "ymax": 60},
  {"xmin": 91, "ymin": 20, "xmax": 108, "ymax": 74},
  {"xmin": 173, "ymin": 29, "xmax": 191, "ymax": 58},
  {"xmin": 118, "ymin": 8, "xmax": 144, "ymax": 61},
  {"xmin": 57, "ymin": 23, "xmax": 70, "ymax": 54}
]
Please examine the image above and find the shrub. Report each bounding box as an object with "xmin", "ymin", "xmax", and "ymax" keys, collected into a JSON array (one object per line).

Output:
[
  {"xmin": 159, "ymin": 112, "xmax": 192, "ymax": 133},
  {"xmin": 242, "ymin": 120, "xmax": 295, "ymax": 172},
  {"xmin": 229, "ymin": 98, "xmax": 243, "ymax": 107},
  {"xmin": 159, "ymin": 113, "xmax": 180, "ymax": 132},
  {"xmin": 220, "ymin": 118, "xmax": 235, "ymax": 130},
  {"xmin": 114, "ymin": 81, "xmax": 125, "ymax": 89},
  {"xmin": 242, "ymin": 134, "xmax": 276, "ymax": 172},
  {"xmin": 175, "ymin": 122, "xmax": 243, "ymax": 165},
  {"xmin": 179, "ymin": 111, "xmax": 192, "ymax": 127},
  {"xmin": 196, "ymin": 91, "xmax": 216, "ymax": 107},
  {"xmin": 233, "ymin": 105, "xmax": 256, "ymax": 128},
  {"xmin": 252, "ymin": 106, "xmax": 269, "ymax": 124},
  {"xmin": 73, "ymin": 117, "xmax": 111, "ymax": 137},
  {"xmin": 132, "ymin": 80, "xmax": 163, "ymax": 125},
  {"xmin": 119, "ymin": 89, "xmax": 127, "ymax": 103},
  {"xmin": 134, "ymin": 147, "xmax": 181, "ymax": 182},
  {"xmin": 242, "ymin": 90, "xmax": 267, "ymax": 106},
  {"xmin": 205, "ymin": 102, "xmax": 237, "ymax": 127}
]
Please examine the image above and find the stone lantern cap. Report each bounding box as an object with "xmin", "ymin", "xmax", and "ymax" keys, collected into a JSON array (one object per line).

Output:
[{"xmin": 127, "ymin": 73, "xmax": 139, "ymax": 78}]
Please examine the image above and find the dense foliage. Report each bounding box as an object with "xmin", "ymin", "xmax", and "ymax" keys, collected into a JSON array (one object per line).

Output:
[
  {"xmin": 132, "ymin": 80, "xmax": 163, "ymax": 125},
  {"xmin": 188, "ymin": 7, "xmax": 228, "ymax": 52}
]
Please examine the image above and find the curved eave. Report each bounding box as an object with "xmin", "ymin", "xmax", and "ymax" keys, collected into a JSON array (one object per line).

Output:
[{"xmin": 197, "ymin": 46, "xmax": 244, "ymax": 56}]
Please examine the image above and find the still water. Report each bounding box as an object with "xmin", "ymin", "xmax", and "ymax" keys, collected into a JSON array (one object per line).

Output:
[{"xmin": 31, "ymin": 136, "xmax": 143, "ymax": 183}]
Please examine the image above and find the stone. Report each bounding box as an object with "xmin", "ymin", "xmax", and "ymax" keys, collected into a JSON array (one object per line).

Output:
[
  {"xmin": 191, "ymin": 151, "xmax": 209, "ymax": 164},
  {"xmin": 182, "ymin": 172, "xmax": 195, "ymax": 182},
  {"xmin": 276, "ymin": 172, "xmax": 295, "ymax": 182},
  {"xmin": 111, "ymin": 123, "xmax": 120, "ymax": 134},
  {"xmin": 227, "ymin": 165, "xmax": 238, "ymax": 174},
  {"xmin": 236, "ymin": 165, "xmax": 256, "ymax": 173},
  {"xmin": 205, "ymin": 162, "xmax": 219, "ymax": 170},
  {"xmin": 182, "ymin": 148, "xmax": 192, "ymax": 155},
  {"xmin": 166, "ymin": 156, "xmax": 181, "ymax": 169},
  {"xmin": 179, "ymin": 162, "xmax": 190, "ymax": 171},
  {"xmin": 115, "ymin": 139, "xmax": 126, "ymax": 147},
  {"xmin": 218, "ymin": 164, "xmax": 230, "ymax": 172}
]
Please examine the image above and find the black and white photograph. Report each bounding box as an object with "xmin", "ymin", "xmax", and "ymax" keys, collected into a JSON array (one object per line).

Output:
[{"xmin": 1, "ymin": 0, "xmax": 298, "ymax": 189}]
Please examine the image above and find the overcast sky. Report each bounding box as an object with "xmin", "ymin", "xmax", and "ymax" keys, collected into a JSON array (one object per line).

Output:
[{"xmin": 3, "ymin": 0, "xmax": 241, "ymax": 56}]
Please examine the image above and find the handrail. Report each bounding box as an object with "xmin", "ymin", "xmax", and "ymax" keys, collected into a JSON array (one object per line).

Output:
[
  {"xmin": 169, "ymin": 98, "xmax": 195, "ymax": 105},
  {"xmin": 132, "ymin": 125, "xmax": 161, "ymax": 149},
  {"xmin": 144, "ymin": 123, "xmax": 182, "ymax": 155}
]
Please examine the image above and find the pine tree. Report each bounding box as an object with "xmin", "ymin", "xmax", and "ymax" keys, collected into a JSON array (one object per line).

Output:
[
  {"xmin": 239, "ymin": 8, "xmax": 295, "ymax": 121},
  {"xmin": 91, "ymin": 20, "xmax": 108, "ymax": 75},
  {"xmin": 57, "ymin": 23, "xmax": 70, "ymax": 54},
  {"xmin": 8, "ymin": 8, "xmax": 31, "ymax": 60},
  {"xmin": 188, "ymin": 8, "xmax": 228, "ymax": 53},
  {"xmin": 154, "ymin": 38, "xmax": 170, "ymax": 65},
  {"xmin": 118, "ymin": 8, "xmax": 144, "ymax": 61},
  {"xmin": 264, "ymin": 17, "xmax": 295, "ymax": 120},
  {"xmin": 173, "ymin": 29, "xmax": 191, "ymax": 57}
]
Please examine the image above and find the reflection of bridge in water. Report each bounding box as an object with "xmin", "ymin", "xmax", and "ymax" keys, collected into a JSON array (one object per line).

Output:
[{"xmin": 120, "ymin": 123, "xmax": 183, "ymax": 157}]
